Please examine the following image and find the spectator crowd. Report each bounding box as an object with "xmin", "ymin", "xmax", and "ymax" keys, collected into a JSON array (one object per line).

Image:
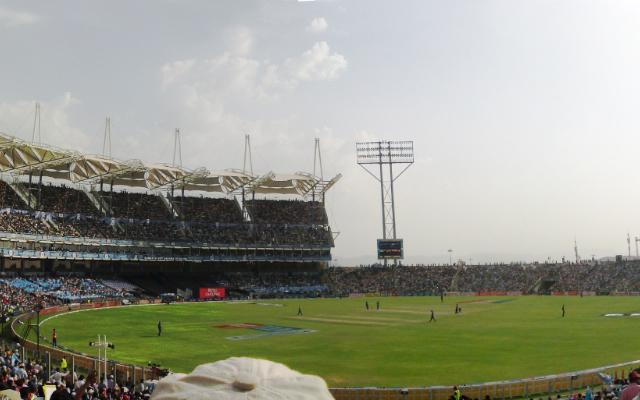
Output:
[
  {"xmin": 0, "ymin": 276, "xmax": 137, "ymax": 315},
  {"xmin": 325, "ymin": 261, "xmax": 640, "ymax": 296},
  {"xmin": 0, "ymin": 181, "xmax": 334, "ymax": 248},
  {"xmin": 0, "ymin": 265, "xmax": 638, "ymax": 399},
  {"xmin": 0, "ymin": 344, "xmax": 153, "ymax": 400}
]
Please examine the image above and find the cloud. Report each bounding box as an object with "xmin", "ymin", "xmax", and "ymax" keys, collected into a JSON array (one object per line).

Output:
[
  {"xmin": 355, "ymin": 130, "xmax": 380, "ymax": 142},
  {"xmin": 161, "ymin": 53, "xmax": 262, "ymax": 102},
  {"xmin": 307, "ymin": 17, "xmax": 328, "ymax": 33},
  {"xmin": 283, "ymin": 41, "xmax": 346, "ymax": 82},
  {"xmin": 227, "ymin": 27, "xmax": 253, "ymax": 56},
  {"xmin": 160, "ymin": 59, "xmax": 196, "ymax": 89},
  {"xmin": 157, "ymin": 32, "xmax": 348, "ymax": 171},
  {"xmin": 158, "ymin": 40, "xmax": 348, "ymax": 168},
  {"xmin": 161, "ymin": 40, "xmax": 347, "ymax": 100},
  {"xmin": 0, "ymin": 6, "xmax": 39, "ymax": 28},
  {"xmin": 0, "ymin": 93, "xmax": 91, "ymax": 152}
]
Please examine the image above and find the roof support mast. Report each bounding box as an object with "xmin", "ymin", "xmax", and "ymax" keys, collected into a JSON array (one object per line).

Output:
[
  {"xmin": 241, "ymin": 134, "xmax": 254, "ymax": 221},
  {"xmin": 172, "ymin": 128, "xmax": 182, "ymax": 168},
  {"xmin": 313, "ymin": 138, "xmax": 324, "ymax": 202},
  {"xmin": 29, "ymin": 102, "xmax": 42, "ymax": 208},
  {"xmin": 243, "ymin": 134, "xmax": 253, "ymax": 175},
  {"xmin": 31, "ymin": 102, "xmax": 41, "ymax": 144},
  {"xmin": 102, "ymin": 117, "xmax": 112, "ymax": 158},
  {"xmin": 172, "ymin": 128, "xmax": 184, "ymax": 215},
  {"xmin": 101, "ymin": 117, "xmax": 113, "ymax": 213}
]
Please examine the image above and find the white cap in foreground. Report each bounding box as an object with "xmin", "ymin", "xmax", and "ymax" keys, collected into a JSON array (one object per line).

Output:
[{"xmin": 151, "ymin": 357, "xmax": 335, "ymax": 400}]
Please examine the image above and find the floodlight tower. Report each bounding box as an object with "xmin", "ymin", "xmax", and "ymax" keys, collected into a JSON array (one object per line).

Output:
[{"xmin": 357, "ymin": 140, "xmax": 414, "ymax": 266}]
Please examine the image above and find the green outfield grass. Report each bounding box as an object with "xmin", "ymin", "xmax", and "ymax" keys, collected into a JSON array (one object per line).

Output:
[{"xmin": 32, "ymin": 296, "xmax": 640, "ymax": 387}]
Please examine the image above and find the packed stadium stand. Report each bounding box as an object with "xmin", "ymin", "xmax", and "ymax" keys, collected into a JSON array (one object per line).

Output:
[
  {"xmin": 1, "ymin": 261, "xmax": 640, "ymax": 320},
  {"xmin": 0, "ymin": 133, "xmax": 338, "ymax": 294},
  {"xmin": 100, "ymin": 191, "xmax": 172, "ymax": 220},
  {"xmin": 34, "ymin": 184, "xmax": 97, "ymax": 215},
  {"xmin": 0, "ymin": 180, "xmax": 26, "ymax": 209},
  {"xmin": 245, "ymin": 199, "xmax": 328, "ymax": 224},
  {"xmin": 173, "ymin": 196, "xmax": 243, "ymax": 223}
]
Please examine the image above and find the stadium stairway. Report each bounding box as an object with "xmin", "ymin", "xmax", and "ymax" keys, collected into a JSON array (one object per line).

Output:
[
  {"xmin": 126, "ymin": 274, "xmax": 171, "ymax": 296},
  {"xmin": 531, "ymin": 277, "xmax": 557, "ymax": 294},
  {"xmin": 235, "ymin": 195, "xmax": 251, "ymax": 222},
  {"xmin": 82, "ymin": 187, "xmax": 110, "ymax": 216},
  {"xmin": 449, "ymin": 267, "xmax": 461, "ymax": 291},
  {"xmin": 8, "ymin": 181, "xmax": 38, "ymax": 209},
  {"xmin": 159, "ymin": 194, "xmax": 179, "ymax": 218},
  {"xmin": 528, "ymin": 277, "xmax": 543, "ymax": 294},
  {"xmin": 44, "ymin": 218, "xmax": 64, "ymax": 235}
]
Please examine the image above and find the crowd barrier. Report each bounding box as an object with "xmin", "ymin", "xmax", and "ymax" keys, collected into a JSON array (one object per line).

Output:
[
  {"xmin": 330, "ymin": 359, "xmax": 639, "ymax": 400},
  {"xmin": 11, "ymin": 301, "xmax": 638, "ymax": 400},
  {"xmin": 612, "ymin": 292, "xmax": 640, "ymax": 296},
  {"xmin": 1, "ymin": 248, "xmax": 330, "ymax": 262},
  {"xmin": 442, "ymin": 292, "xmax": 477, "ymax": 297},
  {"xmin": 351, "ymin": 292, "xmax": 524, "ymax": 298},
  {"xmin": 0, "ymin": 229, "xmax": 329, "ymax": 250},
  {"xmin": 11, "ymin": 300, "xmax": 164, "ymax": 382},
  {"xmin": 346, "ymin": 292, "xmax": 625, "ymax": 298}
]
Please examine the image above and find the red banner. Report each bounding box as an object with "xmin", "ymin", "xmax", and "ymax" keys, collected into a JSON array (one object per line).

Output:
[{"xmin": 198, "ymin": 288, "xmax": 226, "ymax": 300}]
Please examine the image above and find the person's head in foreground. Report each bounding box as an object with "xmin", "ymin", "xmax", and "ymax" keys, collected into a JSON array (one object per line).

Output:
[{"xmin": 151, "ymin": 357, "xmax": 334, "ymax": 400}]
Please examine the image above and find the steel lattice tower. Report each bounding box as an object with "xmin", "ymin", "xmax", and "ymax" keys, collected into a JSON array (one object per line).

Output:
[{"xmin": 357, "ymin": 140, "xmax": 414, "ymax": 264}]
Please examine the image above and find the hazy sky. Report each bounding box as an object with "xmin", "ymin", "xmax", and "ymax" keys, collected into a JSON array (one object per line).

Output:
[{"xmin": 1, "ymin": 0, "xmax": 640, "ymax": 265}]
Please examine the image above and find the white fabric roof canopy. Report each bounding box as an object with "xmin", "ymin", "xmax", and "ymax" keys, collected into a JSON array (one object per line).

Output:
[
  {"xmin": 168, "ymin": 168, "xmax": 254, "ymax": 193},
  {"xmin": 0, "ymin": 132, "xmax": 340, "ymax": 195},
  {"xmin": 248, "ymin": 172, "xmax": 317, "ymax": 195}
]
